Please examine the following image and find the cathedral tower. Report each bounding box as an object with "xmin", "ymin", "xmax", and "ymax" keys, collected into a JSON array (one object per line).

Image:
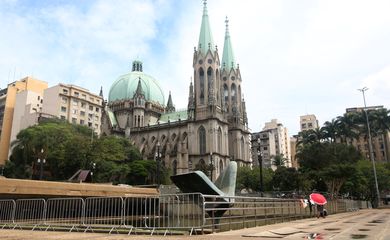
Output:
[{"xmin": 193, "ymin": 0, "xmax": 222, "ymax": 120}]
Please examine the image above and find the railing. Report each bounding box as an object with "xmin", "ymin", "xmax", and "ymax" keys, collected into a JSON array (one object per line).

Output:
[{"xmin": 0, "ymin": 194, "xmax": 370, "ymax": 235}]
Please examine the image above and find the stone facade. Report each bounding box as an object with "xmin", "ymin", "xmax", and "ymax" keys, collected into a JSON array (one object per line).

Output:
[{"xmin": 102, "ymin": 2, "xmax": 251, "ymax": 179}]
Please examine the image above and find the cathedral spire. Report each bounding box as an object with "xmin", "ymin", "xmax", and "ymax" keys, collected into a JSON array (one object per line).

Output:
[
  {"xmin": 165, "ymin": 91, "xmax": 175, "ymax": 113},
  {"xmin": 99, "ymin": 86, "xmax": 103, "ymax": 97},
  {"xmin": 198, "ymin": 0, "xmax": 214, "ymax": 54},
  {"xmin": 222, "ymin": 16, "xmax": 236, "ymax": 70}
]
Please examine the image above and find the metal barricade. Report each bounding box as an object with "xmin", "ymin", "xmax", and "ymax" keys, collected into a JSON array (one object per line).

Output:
[
  {"xmin": 84, "ymin": 197, "xmax": 123, "ymax": 233},
  {"xmin": 14, "ymin": 198, "xmax": 46, "ymax": 230},
  {"xmin": 123, "ymin": 193, "xmax": 204, "ymax": 235},
  {"xmin": 0, "ymin": 199, "xmax": 15, "ymax": 229},
  {"xmin": 45, "ymin": 198, "xmax": 84, "ymax": 232}
]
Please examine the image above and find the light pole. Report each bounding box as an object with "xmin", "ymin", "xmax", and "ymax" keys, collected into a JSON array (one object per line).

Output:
[
  {"xmin": 90, "ymin": 162, "xmax": 96, "ymax": 182},
  {"xmin": 155, "ymin": 141, "xmax": 161, "ymax": 186},
  {"xmin": 210, "ymin": 152, "xmax": 214, "ymax": 181},
  {"xmin": 37, "ymin": 149, "xmax": 46, "ymax": 180},
  {"xmin": 358, "ymin": 87, "xmax": 380, "ymax": 207},
  {"xmin": 257, "ymin": 138, "xmax": 264, "ymax": 194}
]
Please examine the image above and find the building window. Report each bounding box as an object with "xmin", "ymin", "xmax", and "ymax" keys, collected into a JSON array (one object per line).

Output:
[
  {"xmin": 218, "ymin": 128, "xmax": 222, "ymax": 153},
  {"xmin": 61, "ymin": 106, "xmax": 67, "ymax": 112},
  {"xmin": 80, "ymin": 119, "xmax": 85, "ymax": 125},
  {"xmin": 62, "ymin": 97, "xmax": 67, "ymax": 103},
  {"xmin": 60, "ymin": 115, "xmax": 66, "ymax": 120},
  {"xmin": 81, "ymin": 94, "xmax": 86, "ymax": 99},
  {"xmin": 308, "ymin": 123, "xmax": 313, "ymax": 128},
  {"xmin": 80, "ymin": 111, "xmax": 85, "ymax": 116},
  {"xmin": 88, "ymin": 122, "xmax": 92, "ymax": 127},
  {"xmin": 231, "ymin": 83, "xmax": 236, "ymax": 102},
  {"xmin": 81, "ymin": 102, "xmax": 86, "ymax": 108},
  {"xmin": 72, "ymin": 109, "xmax": 78, "ymax": 114},
  {"xmin": 74, "ymin": 91, "xmax": 79, "ymax": 97},
  {"xmin": 63, "ymin": 89, "xmax": 68, "ymax": 94},
  {"xmin": 88, "ymin": 113, "xmax": 93, "ymax": 119},
  {"xmin": 198, "ymin": 125, "xmax": 206, "ymax": 154},
  {"xmin": 199, "ymin": 68, "xmax": 204, "ymax": 104},
  {"xmin": 72, "ymin": 118, "xmax": 77, "ymax": 124},
  {"xmin": 301, "ymin": 123, "xmax": 306, "ymax": 129},
  {"xmin": 89, "ymin": 106, "xmax": 93, "ymax": 111},
  {"xmin": 95, "ymin": 107, "xmax": 99, "ymax": 112}
]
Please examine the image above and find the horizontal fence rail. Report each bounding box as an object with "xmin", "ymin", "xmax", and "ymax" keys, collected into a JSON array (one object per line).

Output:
[{"xmin": 0, "ymin": 194, "xmax": 371, "ymax": 235}]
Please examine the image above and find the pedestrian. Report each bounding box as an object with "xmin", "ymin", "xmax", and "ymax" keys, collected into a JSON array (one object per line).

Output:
[
  {"xmin": 308, "ymin": 199, "xmax": 313, "ymax": 216},
  {"xmin": 316, "ymin": 204, "xmax": 325, "ymax": 218}
]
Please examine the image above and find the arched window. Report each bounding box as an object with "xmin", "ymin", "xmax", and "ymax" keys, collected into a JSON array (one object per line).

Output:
[
  {"xmin": 199, "ymin": 68, "xmax": 205, "ymax": 104},
  {"xmin": 217, "ymin": 127, "xmax": 222, "ymax": 154},
  {"xmin": 172, "ymin": 160, "xmax": 177, "ymax": 175},
  {"xmin": 198, "ymin": 126, "xmax": 206, "ymax": 154},
  {"xmin": 238, "ymin": 85, "xmax": 242, "ymax": 103},
  {"xmin": 223, "ymin": 84, "xmax": 229, "ymax": 103},
  {"xmin": 219, "ymin": 159, "xmax": 224, "ymax": 174},
  {"xmin": 207, "ymin": 67, "xmax": 213, "ymax": 89},
  {"xmin": 231, "ymin": 83, "xmax": 237, "ymax": 102},
  {"xmin": 241, "ymin": 137, "xmax": 245, "ymax": 159}
]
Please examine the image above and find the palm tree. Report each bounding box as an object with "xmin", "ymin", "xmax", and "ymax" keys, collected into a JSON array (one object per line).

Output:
[
  {"xmin": 369, "ymin": 108, "xmax": 390, "ymax": 161},
  {"xmin": 272, "ymin": 154, "xmax": 288, "ymax": 169},
  {"xmin": 322, "ymin": 119, "xmax": 339, "ymax": 143},
  {"xmin": 337, "ymin": 113, "xmax": 360, "ymax": 143}
]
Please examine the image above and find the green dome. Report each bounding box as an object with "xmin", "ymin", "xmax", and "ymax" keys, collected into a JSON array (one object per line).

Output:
[{"xmin": 108, "ymin": 61, "xmax": 165, "ymax": 105}]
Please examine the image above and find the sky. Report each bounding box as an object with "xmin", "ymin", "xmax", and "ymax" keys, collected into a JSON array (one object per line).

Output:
[{"xmin": 1, "ymin": 0, "xmax": 389, "ymax": 135}]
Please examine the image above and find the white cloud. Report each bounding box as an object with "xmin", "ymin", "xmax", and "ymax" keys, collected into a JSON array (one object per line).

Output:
[{"xmin": 1, "ymin": 0, "xmax": 389, "ymax": 136}]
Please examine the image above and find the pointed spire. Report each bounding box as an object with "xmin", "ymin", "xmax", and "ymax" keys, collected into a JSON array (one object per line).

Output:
[
  {"xmin": 222, "ymin": 16, "xmax": 236, "ymax": 70},
  {"xmin": 99, "ymin": 86, "xmax": 103, "ymax": 97},
  {"xmin": 198, "ymin": 0, "xmax": 214, "ymax": 55},
  {"xmin": 165, "ymin": 91, "xmax": 175, "ymax": 113},
  {"xmin": 187, "ymin": 78, "xmax": 195, "ymax": 120},
  {"xmin": 134, "ymin": 77, "xmax": 145, "ymax": 97}
]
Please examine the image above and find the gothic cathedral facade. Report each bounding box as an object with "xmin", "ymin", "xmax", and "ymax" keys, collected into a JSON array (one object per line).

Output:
[{"xmin": 102, "ymin": 1, "xmax": 251, "ymax": 180}]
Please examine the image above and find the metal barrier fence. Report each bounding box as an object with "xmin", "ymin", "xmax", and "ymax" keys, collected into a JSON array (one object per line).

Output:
[{"xmin": 0, "ymin": 194, "xmax": 370, "ymax": 235}]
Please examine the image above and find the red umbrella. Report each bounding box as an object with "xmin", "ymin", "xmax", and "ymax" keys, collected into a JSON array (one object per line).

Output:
[{"xmin": 310, "ymin": 193, "xmax": 327, "ymax": 205}]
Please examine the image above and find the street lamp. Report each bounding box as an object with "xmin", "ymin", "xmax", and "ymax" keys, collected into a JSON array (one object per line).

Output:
[
  {"xmin": 210, "ymin": 152, "xmax": 214, "ymax": 181},
  {"xmin": 358, "ymin": 87, "xmax": 380, "ymax": 207},
  {"xmin": 90, "ymin": 162, "xmax": 96, "ymax": 182},
  {"xmin": 155, "ymin": 141, "xmax": 161, "ymax": 186},
  {"xmin": 37, "ymin": 149, "xmax": 46, "ymax": 180},
  {"xmin": 257, "ymin": 138, "xmax": 264, "ymax": 194}
]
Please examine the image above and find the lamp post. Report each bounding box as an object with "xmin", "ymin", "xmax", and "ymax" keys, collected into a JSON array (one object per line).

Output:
[
  {"xmin": 155, "ymin": 141, "xmax": 161, "ymax": 186},
  {"xmin": 37, "ymin": 149, "xmax": 46, "ymax": 180},
  {"xmin": 210, "ymin": 152, "xmax": 214, "ymax": 181},
  {"xmin": 358, "ymin": 87, "xmax": 380, "ymax": 207},
  {"xmin": 257, "ymin": 138, "xmax": 264, "ymax": 194},
  {"xmin": 90, "ymin": 162, "xmax": 96, "ymax": 183}
]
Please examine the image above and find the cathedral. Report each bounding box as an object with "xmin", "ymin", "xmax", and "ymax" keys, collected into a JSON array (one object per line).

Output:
[{"xmin": 102, "ymin": 1, "xmax": 251, "ymax": 179}]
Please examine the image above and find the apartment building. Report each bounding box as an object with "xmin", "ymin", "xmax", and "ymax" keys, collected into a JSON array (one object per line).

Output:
[
  {"xmin": 0, "ymin": 77, "xmax": 48, "ymax": 166},
  {"xmin": 300, "ymin": 114, "xmax": 319, "ymax": 132},
  {"xmin": 344, "ymin": 106, "xmax": 390, "ymax": 163},
  {"xmin": 42, "ymin": 84, "xmax": 103, "ymax": 135},
  {"xmin": 251, "ymin": 119, "xmax": 292, "ymax": 169}
]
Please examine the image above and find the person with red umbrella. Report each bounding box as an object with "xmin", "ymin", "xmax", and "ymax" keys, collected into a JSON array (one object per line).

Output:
[{"xmin": 310, "ymin": 193, "xmax": 327, "ymax": 218}]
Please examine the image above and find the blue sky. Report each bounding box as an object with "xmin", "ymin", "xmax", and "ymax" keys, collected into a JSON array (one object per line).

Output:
[{"xmin": 1, "ymin": 0, "xmax": 390, "ymax": 135}]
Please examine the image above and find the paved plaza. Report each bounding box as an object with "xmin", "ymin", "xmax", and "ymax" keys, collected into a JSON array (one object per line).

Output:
[{"xmin": 0, "ymin": 209, "xmax": 389, "ymax": 239}]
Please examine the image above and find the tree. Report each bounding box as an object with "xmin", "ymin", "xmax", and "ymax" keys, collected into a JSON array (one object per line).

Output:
[
  {"xmin": 6, "ymin": 121, "xmax": 159, "ymax": 185},
  {"xmin": 271, "ymin": 154, "xmax": 288, "ymax": 169},
  {"xmin": 297, "ymin": 142, "xmax": 362, "ymax": 198},
  {"xmin": 271, "ymin": 167, "xmax": 299, "ymax": 191}
]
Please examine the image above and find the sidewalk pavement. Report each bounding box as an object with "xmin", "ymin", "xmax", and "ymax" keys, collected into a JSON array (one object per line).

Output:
[{"xmin": 0, "ymin": 209, "xmax": 389, "ymax": 239}]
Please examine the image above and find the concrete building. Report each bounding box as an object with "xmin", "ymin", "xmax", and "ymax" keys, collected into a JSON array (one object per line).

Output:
[
  {"xmin": 9, "ymin": 90, "xmax": 44, "ymax": 153},
  {"xmin": 251, "ymin": 119, "xmax": 292, "ymax": 169},
  {"xmin": 102, "ymin": 2, "xmax": 251, "ymax": 179},
  {"xmin": 0, "ymin": 77, "xmax": 48, "ymax": 166},
  {"xmin": 300, "ymin": 114, "xmax": 319, "ymax": 132},
  {"xmin": 42, "ymin": 84, "xmax": 103, "ymax": 135}
]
